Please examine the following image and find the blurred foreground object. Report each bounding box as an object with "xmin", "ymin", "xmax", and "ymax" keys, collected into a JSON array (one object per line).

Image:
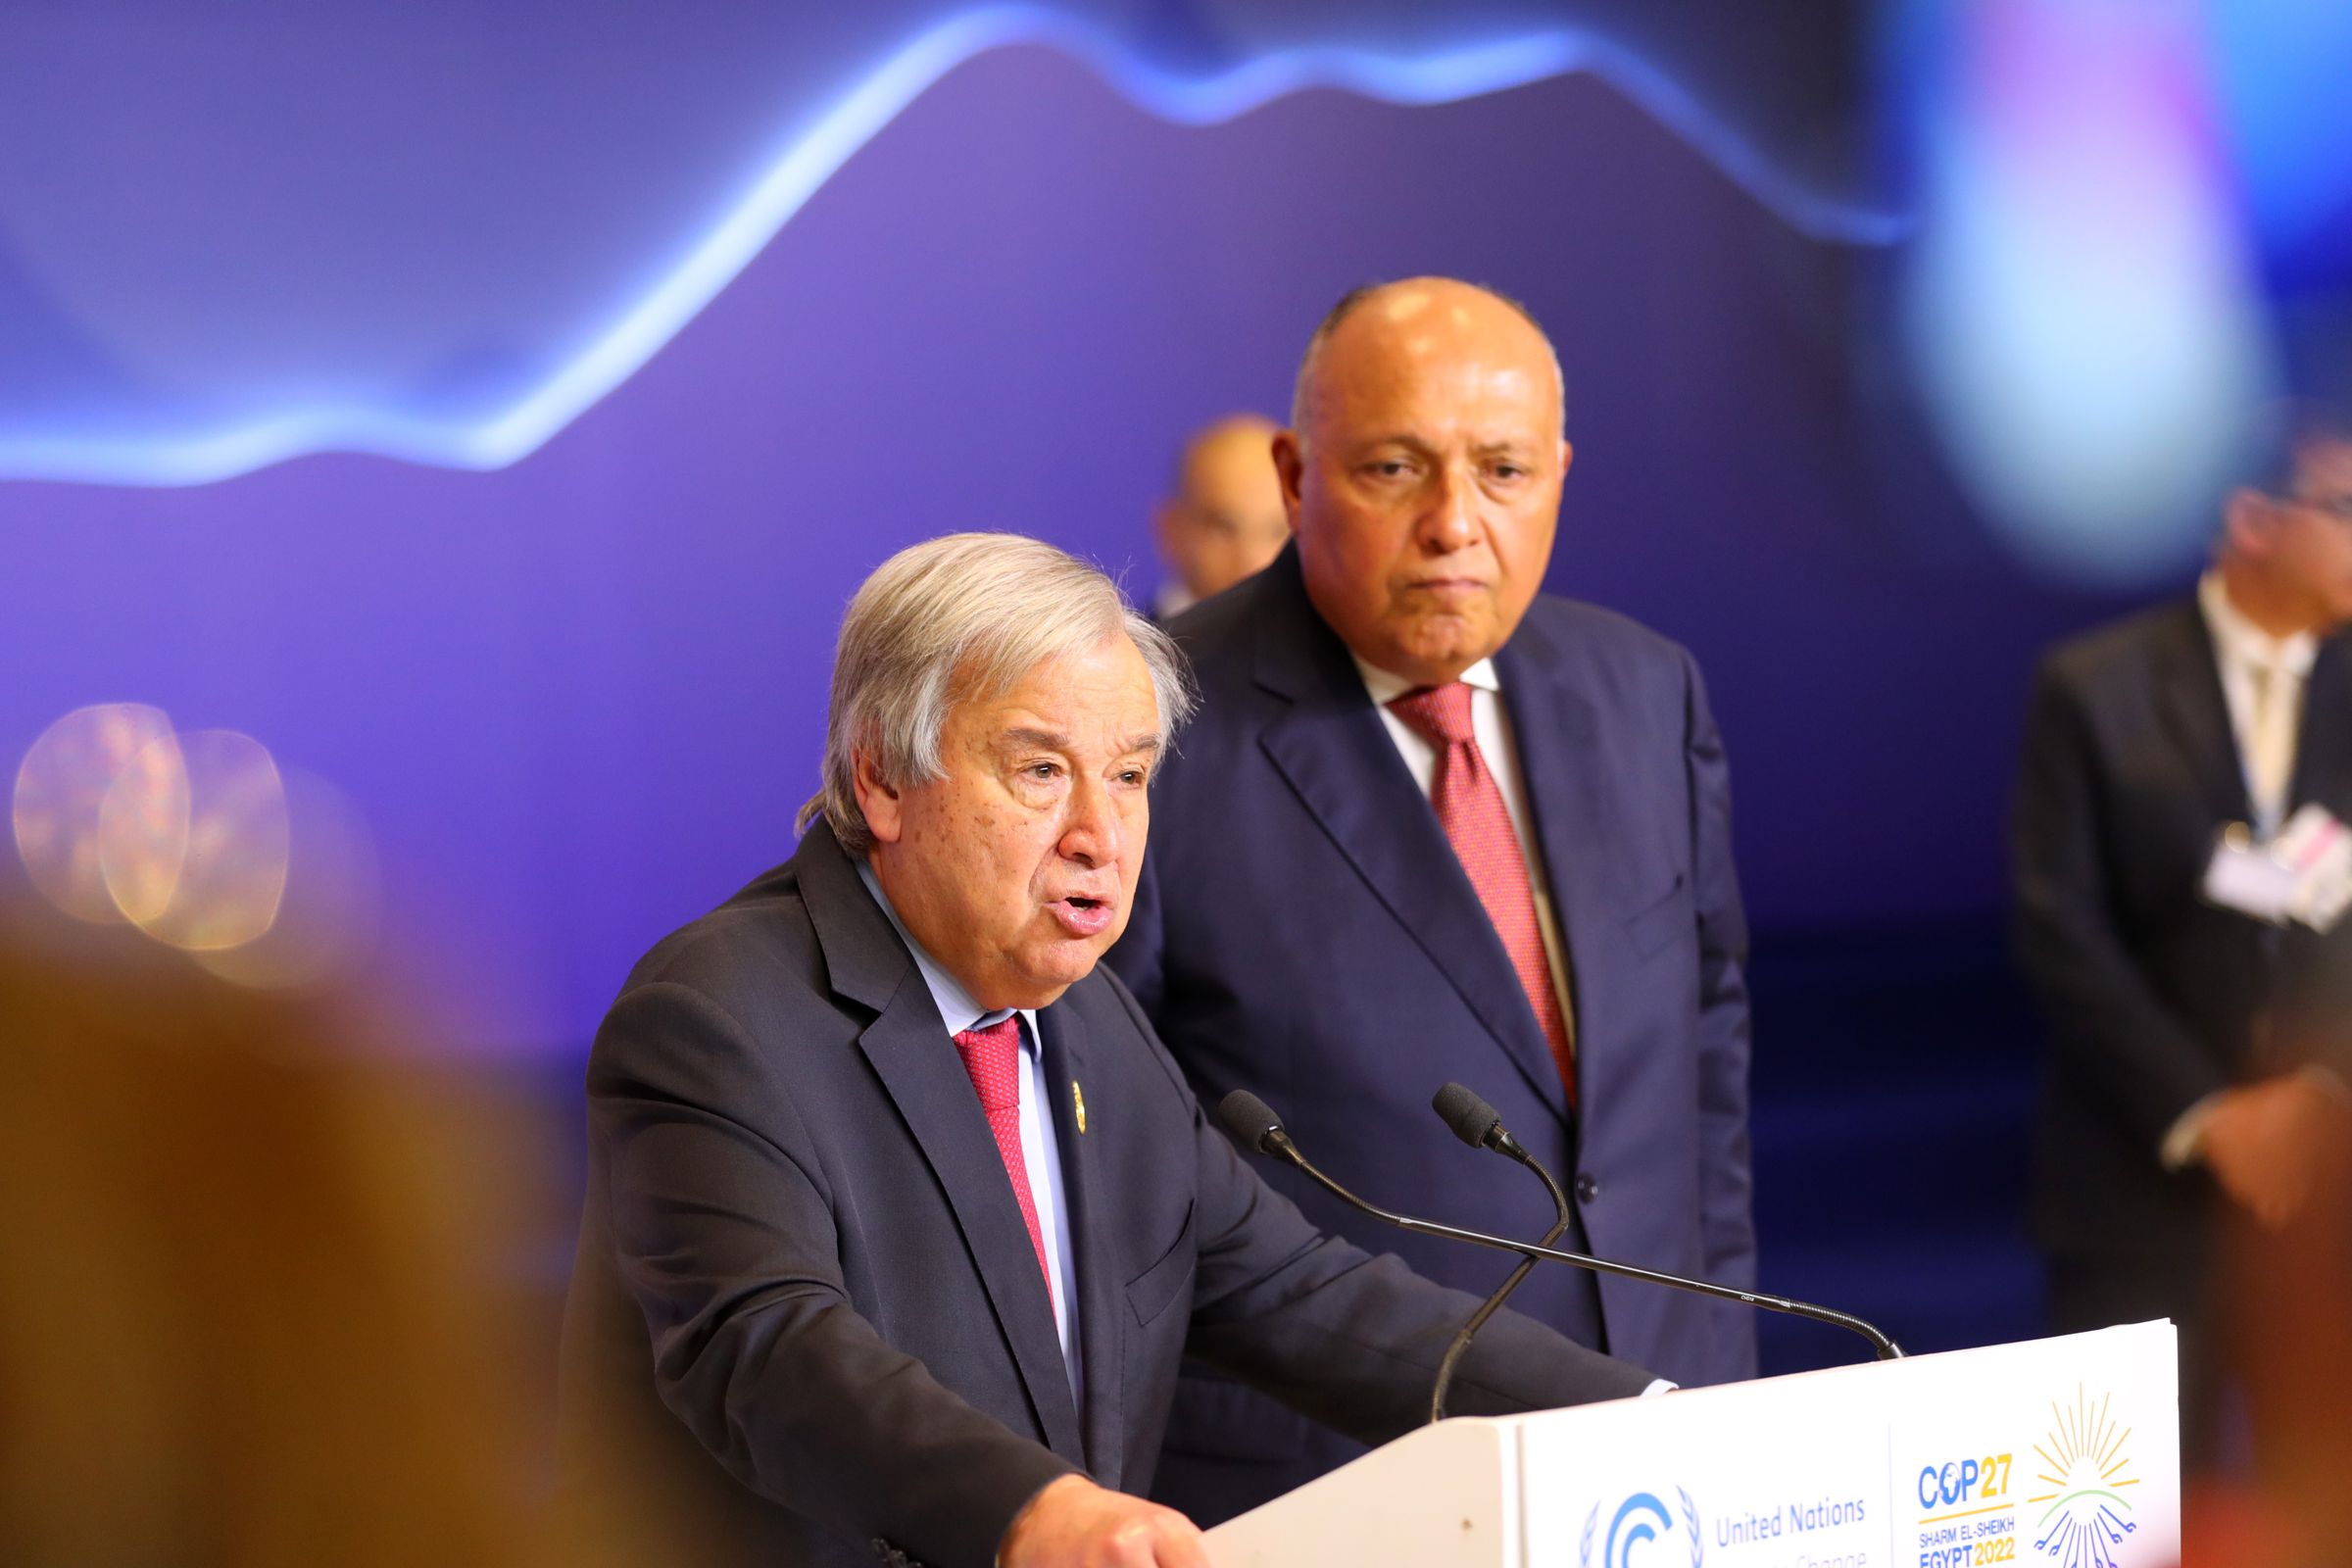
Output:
[
  {"xmin": 2010, "ymin": 409, "xmax": 2352, "ymax": 1472},
  {"xmin": 2175, "ymin": 1156, "xmax": 2352, "ymax": 1567},
  {"xmin": 0, "ymin": 904, "xmax": 682, "ymax": 1567}
]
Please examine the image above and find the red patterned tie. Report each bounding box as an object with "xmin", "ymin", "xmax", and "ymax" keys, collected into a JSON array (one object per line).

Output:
[
  {"xmin": 1388, "ymin": 683, "xmax": 1577, "ymax": 1102},
  {"xmin": 952, "ymin": 1016, "xmax": 1052, "ymax": 1289}
]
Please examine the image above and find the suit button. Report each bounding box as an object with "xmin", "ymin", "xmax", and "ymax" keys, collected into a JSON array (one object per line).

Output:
[{"xmin": 1575, "ymin": 1173, "xmax": 1600, "ymax": 1203}]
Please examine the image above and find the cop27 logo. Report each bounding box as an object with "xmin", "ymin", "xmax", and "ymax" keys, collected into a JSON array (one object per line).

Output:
[
  {"xmin": 1580, "ymin": 1489, "xmax": 1702, "ymax": 1568},
  {"xmin": 2028, "ymin": 1387, "xmax": 2139, "ymax": 1568}
]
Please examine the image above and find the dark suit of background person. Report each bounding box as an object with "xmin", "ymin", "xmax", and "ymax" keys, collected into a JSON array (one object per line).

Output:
[
  {"xmin": 1109, "ymin": 278, "xmax": 1757, "ymax": 1525},
  {"xmin": 2011, "ymin": 430, "xmax": 2352, "ymax": 1467},
  {"xmin": 1110, "ymin": 547, "xmax": 1756, "ymax": 1520}
]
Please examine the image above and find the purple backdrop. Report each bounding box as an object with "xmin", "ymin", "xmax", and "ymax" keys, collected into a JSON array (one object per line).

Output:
[{"xmin": 2, "ymin": 46, "xmax": 2133, "ymax": 1052}]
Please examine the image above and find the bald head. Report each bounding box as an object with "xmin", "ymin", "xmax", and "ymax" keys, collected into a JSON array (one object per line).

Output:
[
  {"xmin": 1272, "ymin": 277, "xmax": 1571, "ymax": 685},
  {"xmin": 1291, "ymin": 278, "xmax": 1566, "ymax": 445},
  {"xmin": 1154, "ymin": 414, "xmax": 1290, "ymax": 604}
]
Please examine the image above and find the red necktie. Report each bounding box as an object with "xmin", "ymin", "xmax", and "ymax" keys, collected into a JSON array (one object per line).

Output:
[
  {"xmin": 952, "ymin": 1016, "xmax": 1052, "ymax": 1289},
  {"xmin": 1388, "ymin": 683, "xmax": 1577, "ymax": 1102}
]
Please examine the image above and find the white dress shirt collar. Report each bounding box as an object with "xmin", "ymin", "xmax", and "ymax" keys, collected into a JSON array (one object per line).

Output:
[
  {"xmin": 2198, "ymin": 569, "xmax": 2321, "ymax": 839},
  {"xmin": 854, "ymin": 860, "xmax": 1036, "ymax": 1043},
  {"xmin": 1352, "ymin": 653, "xmax": 1503, "ymax": 707}
]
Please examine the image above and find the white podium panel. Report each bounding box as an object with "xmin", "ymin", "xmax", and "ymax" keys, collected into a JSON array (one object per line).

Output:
[{"xmin": 1208, "ymin": 1322, "xmax": 2179, "ymax": 1568}]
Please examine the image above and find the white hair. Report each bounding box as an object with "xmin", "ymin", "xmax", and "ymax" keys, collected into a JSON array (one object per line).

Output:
[{"xmin": 798, "ymin": 532, "xmax": 1196, "ymax": 855}]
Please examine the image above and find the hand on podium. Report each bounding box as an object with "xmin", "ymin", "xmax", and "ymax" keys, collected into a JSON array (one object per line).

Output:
[{"xmin": 1000, "ymin": 1474, "xmax": 1209, "ymax": 1567}]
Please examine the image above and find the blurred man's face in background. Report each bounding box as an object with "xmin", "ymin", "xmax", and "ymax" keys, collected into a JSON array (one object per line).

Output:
[
  {"xmin": 2268, "ymin": 438, "xmax": 2352, "ymax": 629},
  {"xmin": 1154, "ymin": 416, "xmax": 1290, "ymax": 606},
  {"xmin": 1277, "ymin": 279, "xmax": 1570, "ymax": 688}
]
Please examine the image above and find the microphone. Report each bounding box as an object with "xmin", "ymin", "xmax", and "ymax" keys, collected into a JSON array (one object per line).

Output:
[
  {"xmin": 1425, "ymin": 1084, "xmax": 1571, "ymax": 1422},
  {"xmin": 1214, "ymin": 1089, "xmax": 1903, "ymax": 1364},
  {"xmin": 1216, "ymin": 1090, "xmax": 1287, "ymax": 1154}
]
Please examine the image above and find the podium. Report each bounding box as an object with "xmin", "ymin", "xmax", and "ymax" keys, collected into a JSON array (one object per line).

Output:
[{"xmin": 1207, "ymin": 1321, "xmax": 2180, "ymax": 1568}]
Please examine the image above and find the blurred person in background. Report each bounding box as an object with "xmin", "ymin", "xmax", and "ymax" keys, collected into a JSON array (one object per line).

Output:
[
  {"xmin": 2011, "ymin": 406, "xmax": 2352, "ymax": 1471},
  {"xmin": 557, "ymin": 532, "xmax": 1657, "ymax": 1568},
  {"xmin": 1150, "ymin": 414, "xmax": 1289, "ymax": 619},
  {"xmin": 0, "ymin": 902, "xmax": 677, "ymax": 1568},
  {"xmin": 1109, "ymin": 278, "xmax": 1756, "ymax": 1525}
]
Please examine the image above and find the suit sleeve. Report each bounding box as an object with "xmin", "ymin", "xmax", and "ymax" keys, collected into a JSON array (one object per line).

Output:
[
  {"xmin": 1169, "ymin": 1077, "xmax": 1654, "ymax": 1437},
  {"xmin": 589, "ymin": 981, "xmax": 1073, "ymax": 1568},
  {"xmin": 2011, "ymin": 660, "xmax": 2227, "ymax": 1144},
  {"xmin": 1685, "ymin": 651, "xmax": 1758, "ymax": 1293}
]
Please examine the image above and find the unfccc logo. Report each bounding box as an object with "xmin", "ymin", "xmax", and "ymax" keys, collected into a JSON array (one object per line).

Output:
[
  {"xmin": 1919, "ymin": 1453, "xmax": 2015, "ymax": 1511},
  {"xmin": 1580, "ymin": 1489, "xmax": 1702, "ymax": 1568}
]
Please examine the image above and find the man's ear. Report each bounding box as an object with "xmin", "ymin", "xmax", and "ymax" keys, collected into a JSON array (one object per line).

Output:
[
  {"xmin": 851, "ymin": 748, "xmax": 906, "ymax": 846},
  {"xmin": 1271, "ymin": 429, "xmax": 1307, "ymax": 527},
  {"xmin": 1152, "ymin": 500, "xmax": 1187, "ymax": 563}
]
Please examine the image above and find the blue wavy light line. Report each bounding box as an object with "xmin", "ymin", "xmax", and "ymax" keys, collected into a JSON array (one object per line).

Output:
[{"xmin": 6, "ymin": 4, "xmax": 1908, "ymax": 487}]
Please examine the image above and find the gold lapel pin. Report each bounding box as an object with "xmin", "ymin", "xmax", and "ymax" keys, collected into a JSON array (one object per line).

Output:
[{"xmin": 1071, "ymin": 1079, "xmax": 1088, "ymax": 1135}]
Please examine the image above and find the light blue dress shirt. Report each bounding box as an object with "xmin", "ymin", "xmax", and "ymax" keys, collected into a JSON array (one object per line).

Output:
[{"xmin": 856, "ymin": 862, "xmax": 1082, "ymax": 1397}]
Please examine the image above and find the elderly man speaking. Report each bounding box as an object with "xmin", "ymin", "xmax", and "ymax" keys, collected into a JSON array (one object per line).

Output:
[{"xmin": 557, "ymin": 533, "xmax": 1653, "ymax": 1568}]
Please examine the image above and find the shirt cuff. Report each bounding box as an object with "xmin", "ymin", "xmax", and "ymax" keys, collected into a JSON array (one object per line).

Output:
[
  {"xmin": 2159, "ymin": 1093, "xmax": 2223, "ymax": 1172},
  {"xmin": 1641, "ymin": 1378, "xmax": 1679, "ymax": 1397}
]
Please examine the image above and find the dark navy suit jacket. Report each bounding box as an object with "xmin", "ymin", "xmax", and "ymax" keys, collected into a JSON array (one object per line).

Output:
[
  {"xmin": 1107, "ymin": 548, "xmax": 1757, "ymax": 1518},
  {"xmin": 2012, "ymin": 602, "xmax": 2352, "ymax": 1262},
  {"xmin": 556, "ymin": 819, "xmax": 1651, "ymax": 1568}
]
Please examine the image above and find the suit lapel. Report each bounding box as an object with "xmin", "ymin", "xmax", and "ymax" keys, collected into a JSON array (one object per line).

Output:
[
  {"xmin": 1036, "ymin": 999, "xmax": 1124, "ymax": 1485},
  {"xmin": 2153, "ymin": 604, "xmax": 2252, "ymax": 825},
  {"xmin": 800, "ymin": 825, "xmax": 1086, "ymax": 1466},
  {"xmin": 2291, "ymin": 634, "xmax": 2352, "ymax": 816},
  {"xmin": 1494, "ymin": 617, "xmax": 1650, "ymax": 1093},
  {"xmin": 1250, "ymin": 555, "xmax": 1574, "ymax": 1122}
]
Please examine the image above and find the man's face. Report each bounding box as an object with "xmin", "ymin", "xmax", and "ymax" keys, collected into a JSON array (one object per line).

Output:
[
  {"xmin": 1161, "ymin": 423, "xmax": 1290, "ymax": 602},
  {"xmin": 1277, "ymin": 282, "xmax": 1570, "ymax": 686},
  {"xmin": 859, "ymin": 634, "xmax": 1161, "ymax": 1011},
  {"xmin": 2272, "ymin": 439, "xmax": 2352, "ymax": 629}
]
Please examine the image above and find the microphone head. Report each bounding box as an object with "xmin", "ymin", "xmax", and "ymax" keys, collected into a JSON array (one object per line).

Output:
[
  {"xmin": 1216, "ymin": 1091, "xmax": 1286, "ymax": 1153},
  {"xmin": 1432, "ymin": 1082, "xmax": 1505, "ymax": 1151}
]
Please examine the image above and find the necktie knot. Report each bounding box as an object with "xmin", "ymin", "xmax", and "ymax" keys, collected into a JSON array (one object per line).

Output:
[
  {"xmin": 953, "ymin": 1016, "xmax": 1023, "ymax": 1114},
  {"xmin": 1388, "ymin": 682, "xmax": 1477, "ymax": 748}
]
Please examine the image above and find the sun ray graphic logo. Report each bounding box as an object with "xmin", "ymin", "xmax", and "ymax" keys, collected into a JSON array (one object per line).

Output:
[{"xmin": 2027, "ymin": 1385, "xmax": 2139, "ymax": 1568}]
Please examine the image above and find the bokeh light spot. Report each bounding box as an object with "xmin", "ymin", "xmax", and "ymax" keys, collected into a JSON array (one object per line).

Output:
[
  {"xmin": 93, "ymin": 732, "xmax": 194, "ymax": 927},
  {"xmin": 105, "ymin": 730, "xmax": 289, "ymax": 952},
  {"xmin": 1902, "ymin": 0, "xmax": 2278, "ymax": 586},
  {"xmin": 12, "ymin": 704, "xmax": 179, "ymax": 924},
  {"xmin": 193, "ymin": 769, "xmax": 380, "ymax": 990}
]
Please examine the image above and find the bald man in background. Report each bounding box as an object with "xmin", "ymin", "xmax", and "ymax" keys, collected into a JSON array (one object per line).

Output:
[
  {"xmin": 1111, "ymin": 278, "xmax": 1756, "ymax": 1524},
  {"xmin": 1151, "ymin": 415, "xmax": 1291, "ymax": 619}
]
